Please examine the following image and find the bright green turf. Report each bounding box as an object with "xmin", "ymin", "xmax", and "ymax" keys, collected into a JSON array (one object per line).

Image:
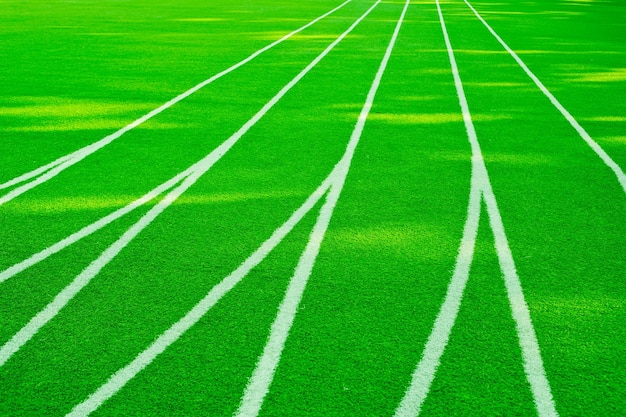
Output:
[{"xmin": 0, "ymin": 0, "xmax": 624, "ymax": 416}]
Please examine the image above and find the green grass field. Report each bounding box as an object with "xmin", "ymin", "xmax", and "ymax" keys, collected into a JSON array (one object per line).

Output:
[{"xmin": 1, "ymin": 0, "xmax": 625, "ymax": 415}]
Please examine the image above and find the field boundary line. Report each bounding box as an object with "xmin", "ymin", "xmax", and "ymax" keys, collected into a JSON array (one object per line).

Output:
[
  {"xmin": 0, "ymin": 1, "xmax": 374, "ymax": 368},
  {"xmin": 0, "ymin": 0, "xmax": 352, "ymax": 207},
  {"xmin": 463, "ymin": 0, "xmax": 626, "ymax": 194},
  {"xmin": 236, "ymin": 1, "xmax": 409, "ymax": 414},
  {"xmin": 394, "ymin": 1, "xmax": 558, "ymax": 416}
]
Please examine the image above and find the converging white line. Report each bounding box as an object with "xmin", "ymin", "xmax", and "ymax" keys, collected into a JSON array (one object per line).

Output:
[
  {"xmin": 0, "ymin": 153, "xmax": 74, "ymax": 191},
  {"xmin": 481, "ymin": 174, "xmax": 559, "ymax": 417},
  {"xmin": 0, "ymin": 167, "xmax": 194, "ymax": 285},
  {"xmin": 0, "ymin": 0, "xmax": 352, "ymax": 207},
  {"xmin": 463, "ymin": 0, "xmax": 626, "ymax": 194},
  {"xmin": 394, "ymin": 1, "xmax": 558, "ymax": 416},
  {"xmin": 235, "ymin": 1, "xmax": 410, "ymax": 415},
  {"xmin": 393, "ymin": 173, "xmax": 482, "ymax": 417},
  {"xmin": 0, "ymin": 1, "xmax": 375, "ymax": 370},
  {"xmin": 65, "ymin": 171, "xmax": 336, "ymax": 417}
]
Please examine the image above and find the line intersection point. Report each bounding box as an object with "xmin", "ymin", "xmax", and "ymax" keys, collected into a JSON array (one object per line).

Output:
[{"xmin": 394, "ymin": 2, "xmax": 558, "ymax": 416}]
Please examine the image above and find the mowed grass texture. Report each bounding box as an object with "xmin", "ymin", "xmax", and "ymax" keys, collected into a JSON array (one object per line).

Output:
[{"xmin": 0, "ymin": 0, "xmax": 624, "ymax": 416}]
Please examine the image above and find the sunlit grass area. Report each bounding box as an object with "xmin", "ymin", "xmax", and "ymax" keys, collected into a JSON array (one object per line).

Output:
[{"xmin": 0, "ymin": 0, "xmax": 624, "ymax": 416}]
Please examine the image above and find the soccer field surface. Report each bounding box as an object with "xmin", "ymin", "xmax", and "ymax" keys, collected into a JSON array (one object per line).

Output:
[{"xmin": 1, "ymin": 0, "xmax": 624, "ymax": 415}]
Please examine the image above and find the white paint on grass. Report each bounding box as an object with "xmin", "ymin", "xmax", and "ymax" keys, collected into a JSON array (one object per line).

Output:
[
  {"xmin": 65, "ymin": 172, "xmax": 336, "ymax": 417},
  {"xmin": 482, "ymin": 179, "xmax": 559, "ymax": 417},
  {"xmin": 394, "ymin": 1, "xmax": 558, "ymax": 416},
  {"xmin": 463, "ymin": 0, "xmax": 626, "ymax": 194},
  {"xmin": 66, "ymin": 1, "xmax": 410, "ymax": 413},
  {"xmin": 393, "ymin": 176, "xmax": 482, "ymax": 417},
  {"xmin": 233, "ymin": 180, "xmax": 341, "ymax": 417},
  {"xmin": 0, "ymin": 153, "xmax": 74, "ymax": 191},
  {"xmin": 235, "ymin": 1, "xmax": 410, "ymax": 415},
  {"xmin": 0, "ymin": 2, "xmax": 370, "ymax": 369},
  {"xmin": 0, "ymin": 167, "xmax": 194, "ymax": 284},
  {"xmin": 0, "ymin": 0, "xmax": 352, "ymax": 207}
]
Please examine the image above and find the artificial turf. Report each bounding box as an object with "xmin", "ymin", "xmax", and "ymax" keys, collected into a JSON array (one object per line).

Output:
[{"xmin": 0, "ymin": 0, "xmax": 624, "ymax": 416}]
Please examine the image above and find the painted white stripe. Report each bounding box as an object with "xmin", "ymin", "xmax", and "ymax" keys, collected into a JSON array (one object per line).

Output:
[
  {"xmin": 0, "ymin": 170, "xmax": 197, "ymax": 368},
  {"xmin": 481, "ymin": 183, "xmax": 559, "ymax": 417},
  {"xmin": 65, "ymin": 170, "xmax": 336, "ymax": 417},
  {"xmin": 395, "ymin": 1, "xmax": 558, "ymax": 416},
  {"xmin": 394, "ymin": 1, "xmax": 483, "ymax": 413},
  {"xmin": 463, "ymin": 0, "xmax": 626, "ymax": 194},
  {"xmin": 1, "ymin": 0, "xmax": 379, "ymax": 376},
  {"xmin": 236, "ymin": 1, "xmax": 410, "ymax": 415},
  {"xmin": 0, "ymin": 2, "xmax": 372, "ymax": 368},
  {"xmin": 234, "ymin": 180, "xmax": 341, "ymax": 417},
  {"xmin": 0, "ymin": 143, "xmax": 103, "ymax": 206},
  {"xmin": 0, "ymin": 0, "xmax": 362, "ymax": 288},
  {"xmin": 0, "ymin": 166, "xmax": 195, "ymax": 285},
  {"xmin": 67, "ymin": 1, "xmax": 403, "ymax": 413},
  {"xmin": 0, "ymin": 0, "xmax": 352, "ymax": 207},
  {"xmin": 0, "ymin": 153, "xmax": 73, "ymax": 191},
  {"xmin": 393, "ymin": 179, "xmax": 481, "ymax": 417}
]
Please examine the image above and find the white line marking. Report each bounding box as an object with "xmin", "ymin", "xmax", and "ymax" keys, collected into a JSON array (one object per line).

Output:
[
  {"xmin": 394, "ymin": 1, "xmax": 558, "ymax": 416},
  {"xmin": 0, "ymin": 170, "xmax": 194, "ymax": 367},
  {"xmin": 482, "ymin": 181, "xmax": 559, "ymax": 417},
  {"xmin": 393, "ymin": 179, "xmax": 481, "ymax": 417},
  {"xmin": 0, "ymin": 168, "xmax": 193, "ymax": 284},
  {"xmin": 67, "ymin": 1, "xmax": 404, "ymax": 412},
  {"xmin": 0, "ymin": 0, "xmax": 352, "ymax": 207},
  {"xmin": 0, "ymin": 0, "xmax": 362, "ymax": 288},
  {"xmin": 463, "ymin": 0, "xmax": 626, "ymax": 194},
  {"xmin": 235, "ymin": 1, "xmax": 410, "ymax": 415},
  {"xmin": 65, "ymin": 173, "xmax": 336, "ymax": 417},
  {"xmin": 233, "ymin": 181, "xmax": 340, "ymax": 417},
  {"xmin": 0, "ymin": 2, "xmax": 372, "ymax": 369},
  {"xmin": 0, "ymin": 153, "xmax": 73, "ymax": 191}
]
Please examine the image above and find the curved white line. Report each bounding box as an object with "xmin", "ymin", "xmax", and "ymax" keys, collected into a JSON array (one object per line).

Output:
[
  {"xmin": 394, "ymin": 179, "xmax": 481, "ymax": 417},
  {"xmin": 481, "ymin": 179, "xmax": 559, "ymax": 417},
  {"xmin": 0, "ymin": 0, "xmax": 352, "ymax": 206}
]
